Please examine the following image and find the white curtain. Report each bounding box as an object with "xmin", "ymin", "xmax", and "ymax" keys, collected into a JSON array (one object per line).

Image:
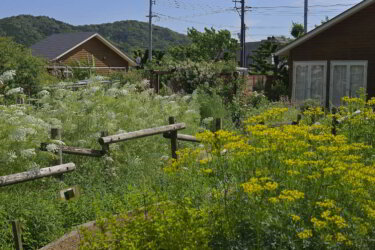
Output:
[
  {"xmin": 295, "ymin": 65, "xmax": 308, "ymax": 101},
  {"xmin": 330, "ymin": 61, "xmax": 367, "ymax": 106},
  {"xmin": 350, "ymin": 65, "xmax": 365, "ymax": 97},
  {"xmin": 332, "ymin": 65, "xmax": 347, "ymax": 106},
  {"xmin": 311, "ymin": 65, "xmax": 325, "ymax": 101}
]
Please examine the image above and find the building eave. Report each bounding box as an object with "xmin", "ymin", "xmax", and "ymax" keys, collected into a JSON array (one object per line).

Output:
[
  {"xmin": 275, "ymin": 0, "xmax": 375, "ymax": 56},
  {"xmin": 53, "ymin": 33, "xmax": 137, "ymax": 66}
]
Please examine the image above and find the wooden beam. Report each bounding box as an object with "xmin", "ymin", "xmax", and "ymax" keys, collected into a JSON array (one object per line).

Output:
[
  {"xmin": 99, "ymin": 123, "xmax": 186, "ymax": 145},
  {"xmin": 163, "ymin": 133, "xmax": 201, "ymax": 143},
  {"xmin": 0, "ymin": 163, "xmax": 76, "ymax": 187},
  {"xmin": 40, "ymin": 144, "xmax": 104, "ymax": 157},
  {"xmin": 11, "ymin": 220, "xmax": 23, "ymax": 250}
]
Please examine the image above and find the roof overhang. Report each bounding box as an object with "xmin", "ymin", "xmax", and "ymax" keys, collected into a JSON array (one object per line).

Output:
[
  {"xmin": 275, "ymin": 0, "xmax": 375, "ymax": 56},
  {"xmin": 52, "ymin": 33, "xmax": 137, "ymax": 66}
]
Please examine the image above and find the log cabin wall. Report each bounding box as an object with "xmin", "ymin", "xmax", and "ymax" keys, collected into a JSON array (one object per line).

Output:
[
  {"xmin": 58, "ymin": 37, "xmax": 129, "ymax": 73},
  {"xmin": 289, "ymin": 3, "xmax": 375, "ymax": 100}
]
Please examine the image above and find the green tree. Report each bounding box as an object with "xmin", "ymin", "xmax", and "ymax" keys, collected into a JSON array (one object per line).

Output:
[
  {"xmin": 250, "ymin": 38, "xmax": 289, "ymax": 100},
  {"xmin": 0, "ymin": 37, "xmax": 50, "ymax": 95},
  {"xmin": 315, "ymin": 16, "xmax": 330, "ymax": 28},
  {"xmin": 169, "ymin": 28, "xmax": 239, "ymax": 62},
  {"xmin": 290, "ymin": 22, "xmax": 304, "ymax": 39}
]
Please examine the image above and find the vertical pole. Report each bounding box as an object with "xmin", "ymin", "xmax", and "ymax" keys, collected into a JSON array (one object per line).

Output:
[
  {"xmin": 331, "ymin": 107, "xmax": 338, "ymax": 136},
  {"xmin": 215, "ymin": 118, "xmax": 222, "ymax": 132},
  {"xmin": 240, "ymin": 0, "xmax": 246, "ymax": 67},
  {"xmin": 169, "ymin": 117, "xmax": 177, "ymax": 159},
  {"xmin": 51, "ymin": 128, "xmax": 63, "ymax": 165},
  {"xmin": 148, "ymin": 0, "xmax": 154, "ymax": 62},
  {"xmin": 157, "ymin": 74, "xmax": 160, "ymax": 94},
  {"xmin": 11, "ymin": 220, "xmax": 23, "ymax": 250},
  {"xmin": 100, "ymin": 131, "xmax": 109, "ymax": 155},
  {"xmin": 304, "ymin": 0, "xmax": 308, "ymax": 34}
]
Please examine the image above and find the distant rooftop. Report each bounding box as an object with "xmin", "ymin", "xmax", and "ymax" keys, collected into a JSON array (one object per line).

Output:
[{"xmin": 30, "ymin": 32, "xmax": 97, "ymax": 60}]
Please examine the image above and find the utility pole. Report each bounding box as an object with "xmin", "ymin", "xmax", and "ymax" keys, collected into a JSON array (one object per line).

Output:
[
  {"xmin": 240, "ymin": 0, "xmax": 246, "ymax": 67},
  {"xmin": 304, "ymin": 0, "xmax": 308, "ymax": 33},
  {"xmin": 234, "ymin": 0, "xmax": 250, "ymax": 68},
  {"xmin": 148, "ymin": 0, "xmax": 155, "ymax": 62}
]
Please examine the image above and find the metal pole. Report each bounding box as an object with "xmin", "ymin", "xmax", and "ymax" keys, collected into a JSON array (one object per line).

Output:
[
  {"xmin": 304, "ymin": 0, "xmax": 308, "ymax": 33},
  {"xmin": 148, "ymin": 0, "xmax": 153, "ymax": 62},
  {"xmin": 240, "ymin": 0, "xmax": 246, "ymax": 67}
]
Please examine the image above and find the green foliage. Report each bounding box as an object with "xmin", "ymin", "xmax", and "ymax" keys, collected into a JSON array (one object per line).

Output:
[
  {"xmin": 0, "ymin": 82, "xmax": 201, "ymax": 249},
  {"xmin": 195, "ymin": 87, "xmax": 228, "ymax": 121},
  {"xmin": 0, "ymin": 15, "xmax": 190, "ymax": 53},
  {"xmin": 290, "ymin": 22, "xmax": 304, "ymax": 39},
  {"xmin": 159, "ymin": 60, "xmax": 237, "ymax": 94},
  {"xmin": 250, "ymin": 38, "xmax": 289, "ymax": 101},
  {"xmin": 109, "ymin": 70, "xmax": 145, "ymax": 86},
  {"xmin": 315, "ymin": 16, "xmax": 330, "ymax": 28},
  {"xmin": 168, "ymin": 28, "xmax": 238, "ymax": 62},
  {"xmin": 0, "ymin": 37, "xmax": 51, "ymax": 95},
  {"xmin": 80, "ymin": 201, "xmax": 211, "ymax": 250}
]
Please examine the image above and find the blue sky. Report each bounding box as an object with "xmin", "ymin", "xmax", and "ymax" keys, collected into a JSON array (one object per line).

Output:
[{"xmin": 0, "ymin": 0, "xmax": 363, "ymax": 41}]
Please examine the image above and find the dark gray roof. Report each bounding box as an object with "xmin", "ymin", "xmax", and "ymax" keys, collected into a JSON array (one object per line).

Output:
[{"xmin": 30, "ymin": 32, "xmax": 97, "ymax": 60}]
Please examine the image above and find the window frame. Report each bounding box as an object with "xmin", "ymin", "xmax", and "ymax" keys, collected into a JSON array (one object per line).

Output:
[
  {"xmin": 329, "ymin": 60, "xmax": 368, "ymax": 105},
  {"xmin": 293, "ymin": 61, "xmax": 328, "ymax": 103}
]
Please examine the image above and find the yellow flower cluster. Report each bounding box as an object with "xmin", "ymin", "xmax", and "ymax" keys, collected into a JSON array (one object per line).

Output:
[
  {"xmin": 245, "ymin": 107, "xmax": 288, "ymax": 124},
  {"xmin": 297, "ymin": 229, "xmax": 312, "ymax": 239},
  {"xmin": 242, "ymin": 177, "xmax": 278, "ymax": 195},
  {"xmin": 278, "ymin": 189, "xmax": 305, "ymax": 202}
]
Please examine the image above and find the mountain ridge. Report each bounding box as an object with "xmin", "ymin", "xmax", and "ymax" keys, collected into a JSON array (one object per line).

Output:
[{"xmin": 0, "ymin": 15, "xmax": 190, "ymax": 53}]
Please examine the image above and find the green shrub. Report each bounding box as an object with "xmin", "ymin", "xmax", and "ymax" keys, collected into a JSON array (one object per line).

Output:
[{"xmin": 80, "ymin": 201, "xmax": 211, "ymax": 250}]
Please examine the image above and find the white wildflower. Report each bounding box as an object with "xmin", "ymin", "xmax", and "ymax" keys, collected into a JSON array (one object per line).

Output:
[
  {"xmin": 6, "ymin": 87, "xmax": 23, "ymax": 96},
  {"xmin": 160, "ymin": 155, "xmax": 169, "ymax": 161},
  {"xmin": 89, "ymin": 86, "xmax": 100, "ymax": 93},
  {"xmin": 27, "ymin": 162, "xmax": 40, "ymax": 170},
  {"xmin": 202, "ymin": 117, "xmax": 214, "ymax": 126},
  {"xmin": 46, "ymin": 144, "xmax": 59, "ymax": 153},
  {"xmin": 9, "ymin": 128, "xmax": 27, "ymax": 142},
  {"xmin": 48, "ymin": 118, "xmax": 62, "ymax": 128},
  {"xmin": 117, "ymin": 89, "xmax": 129, "ymax": 96},
  {"xmin": 103, "ymin": 155, "xmax": 114, "ymax": 164},
  {"xmin": 7, "ymin": 151, "xmax": 17, "ymax": 163},
  {"xmin": 0, "ymin": 70, "xmax": 16, "ymax": 82},
  {"xmin": 182, "ymin": 95, "xmax": 192, "ymax": 102},
  {"xmin": 51, "ymin": 140, "xmax": 65, "ymax": 146},
  {"xmin": 185, "ymin": 109, "xmax": 197, "ymax": 115},
  {"xmin": 20, "ymin": 149, "xmax": 36, "ymax": 158},
  {"xmin": 107, "ymin": 88, "xmax": 119, "ymax": 97},
  {"xmin": 37, "ymin": 90, "xmax": 50, "ymax": 97}
]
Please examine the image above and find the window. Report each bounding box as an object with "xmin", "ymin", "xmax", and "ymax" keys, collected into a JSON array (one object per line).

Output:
[
  {"xmin": 293, "ymin": 61, "xmax": 327, "ymax": 104},
  {"xmin": 330, "ymin": 61, "xmax": 368, "ymax": 106}
]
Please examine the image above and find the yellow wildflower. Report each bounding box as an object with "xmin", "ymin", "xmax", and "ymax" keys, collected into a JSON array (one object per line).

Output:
[
  {"xmin": 297, "ymin": 229, "xmax": 312, "ymax": 239},
  {"xmin": 290, "ymin": 214, "xmax": 301, "ymax": 222}
]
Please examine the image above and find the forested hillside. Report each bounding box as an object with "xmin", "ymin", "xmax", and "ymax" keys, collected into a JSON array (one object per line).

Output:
[{"xmin": 0, "ymin": 15, "xmax": 190, "ymax": 52}]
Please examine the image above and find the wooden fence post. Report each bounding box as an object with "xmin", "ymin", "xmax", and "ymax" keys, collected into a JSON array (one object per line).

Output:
[
  {"xmin": 214, "ymin": 118, "xmax": 222, "ymax": 132},
  {"xmin": 11, "ymin": 220, "xmax": 23, "ymax": 250},
  {"xmin": 51, "ymin": 128, "xmax": 63, "ymax": 180},
  {"xmin": 292, "ymin": 114, "xmax": 302, "ymax": 125},
  {"xmin": 100, "ymin": 131, "xmax": 109, "ymax": 155},
  {"xmin": 331, "ymin": 107, "xmax": 338, "ymax": 136},
  {"xmin": 169, "ymin": 117, "xmax": 178, "ymax": 159},
  {"xmin": 51, "ymin": 128, "xmax": 63, "ymax": 165}
]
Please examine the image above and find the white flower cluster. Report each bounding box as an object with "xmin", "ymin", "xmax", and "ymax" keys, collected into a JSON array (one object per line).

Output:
[
  {"xmin": 46, "ymin": 144, "xmax": 59, "ymax": 153},
  {"xmin": 9, "ymin": 127, "xmax": 36, "ymax": 142},
  {"xmin": 0, "ymin": 70, "xmax": 16, "ymax": 83},
  {"xmin": 20, "ymin": 149, "xmax": 36, "ymax": 158},
  {"xmin": 6, "ymin": 87, "xmax": 23, "ymax": 96}
]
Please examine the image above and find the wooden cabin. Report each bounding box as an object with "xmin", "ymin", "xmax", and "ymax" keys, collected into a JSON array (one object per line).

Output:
[
  {"xmin": 30, "ymin": 32, "xmax": 136, "ymax": 76},
  {"xmin": 275, "ymin": 0, "xmax": 375, "ymax": 107}
]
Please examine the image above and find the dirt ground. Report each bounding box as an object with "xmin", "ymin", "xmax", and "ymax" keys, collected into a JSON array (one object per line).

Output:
[{"xmin": 39, "ymin": 221, "xmax": 97, "ymax": 250}]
